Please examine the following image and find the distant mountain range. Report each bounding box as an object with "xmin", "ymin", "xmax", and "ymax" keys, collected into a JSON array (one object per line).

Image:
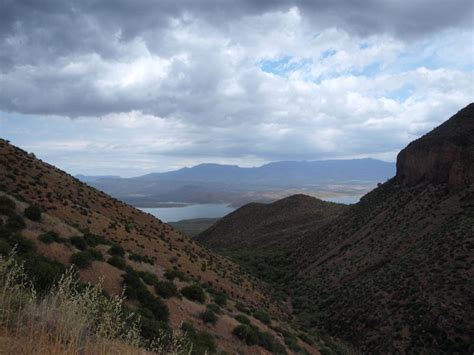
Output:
[{"xmin": 77, "ymin": 158, "xmax": 395, "ymax": 207}]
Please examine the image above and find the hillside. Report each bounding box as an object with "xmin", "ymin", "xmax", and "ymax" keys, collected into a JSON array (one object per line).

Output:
[
  {"xmin": 197, "ymin": 104, "xmax": 474, "ymax": 353},
  {"xmin": 0, "ymin": 139, "xmax": 321, "ymax": 354},
  {"xmin": 196, "ymin": 195, "xmax": 346, "ymax": 251}
]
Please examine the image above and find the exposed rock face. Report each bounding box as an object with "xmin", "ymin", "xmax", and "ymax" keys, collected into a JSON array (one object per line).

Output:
[{"xmin": 397, "ymin": 103, "xmax": 474, "ymax": 189}]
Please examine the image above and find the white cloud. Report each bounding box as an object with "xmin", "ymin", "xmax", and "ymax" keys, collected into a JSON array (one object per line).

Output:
[{"xmin": 0, "ymin": 3, "xmax": 473, "ymax": 176}]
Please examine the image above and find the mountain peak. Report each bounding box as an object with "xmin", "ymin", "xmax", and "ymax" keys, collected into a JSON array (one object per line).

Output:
[{"xmin": 396, "ymin": 103, "xmax": 474, "ymax": 189}]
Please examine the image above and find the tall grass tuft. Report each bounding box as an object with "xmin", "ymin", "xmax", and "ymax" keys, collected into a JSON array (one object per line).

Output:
[{"xmin": 0, "ymin": 251, "xmax": 191, "ymax": 354}]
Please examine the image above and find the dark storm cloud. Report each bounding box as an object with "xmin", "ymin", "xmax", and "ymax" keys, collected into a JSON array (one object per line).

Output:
[{"xmin": 1, "ymin": 0, "xmax": 471, "ymax": 66}]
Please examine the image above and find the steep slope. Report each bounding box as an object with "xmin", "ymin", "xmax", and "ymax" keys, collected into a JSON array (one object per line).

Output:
[
  {"xmin": 397, "ymin": 102, "xmax": 474, "ymax": 189},
  {"xmin": 0, "ymin": 139, "xmax": 319, "ymax": 354},
  {"xmin": 196, "ymin": 194, "xmax": 346, "ymax": 251},
  {"xmin": 197, "ymin": 104, "xmax": 474, "ymax": 353}
]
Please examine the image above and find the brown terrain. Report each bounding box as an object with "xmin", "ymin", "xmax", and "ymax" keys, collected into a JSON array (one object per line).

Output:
[
  {"xmin": 0, "ymin": 139, "xmax": 320, "ymax": 354},
  {"xmin": 197, "ymin": 103, "xmax": 474, "ymax": 353},
  {"xmin": 197, "ymin": 194, "xmax": 346, "ymax": 251}
]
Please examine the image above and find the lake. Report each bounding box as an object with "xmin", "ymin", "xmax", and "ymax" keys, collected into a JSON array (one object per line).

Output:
[
  {"xmin": 139, "ymin": 203, "xmax": 235, "ymax": 222},
  {"xmin": 322, "ymin": 195, "xmax": 362, "ymax": 204},
  {"xmin": 140, "ymin": 195, "xmax": 362, "ymax": 222}
]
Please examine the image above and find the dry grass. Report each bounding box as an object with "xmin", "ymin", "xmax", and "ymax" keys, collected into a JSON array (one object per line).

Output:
[{"xmin": 0, "ymin": 252, "xmax": 190, "ymax": 354}]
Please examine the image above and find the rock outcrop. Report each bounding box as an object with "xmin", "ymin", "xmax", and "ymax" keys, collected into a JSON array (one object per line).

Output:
[{"xmin": 397, "ymin": 103, "xmax": 474, "ymax": 189}]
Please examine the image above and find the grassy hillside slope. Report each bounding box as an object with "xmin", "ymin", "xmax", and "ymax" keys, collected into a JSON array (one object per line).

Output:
[{"xmin": 0, "ymin": 139, "xmax": 320, "ymax": 354}]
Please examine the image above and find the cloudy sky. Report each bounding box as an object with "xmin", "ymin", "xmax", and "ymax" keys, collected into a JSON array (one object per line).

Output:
[{"xmin": 1, "ymin": 0, "xmax": 473, "ymax": 177}]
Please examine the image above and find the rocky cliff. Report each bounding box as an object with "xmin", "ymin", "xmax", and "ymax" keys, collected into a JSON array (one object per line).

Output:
[{"xmin": 396, "ymin": 103, "xmax": 474, "ymax": 189}]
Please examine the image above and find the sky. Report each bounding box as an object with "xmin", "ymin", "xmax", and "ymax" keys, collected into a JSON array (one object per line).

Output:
[{"xmin": 0, "ymin": 0, "xmax": 473, "ymax": 177}]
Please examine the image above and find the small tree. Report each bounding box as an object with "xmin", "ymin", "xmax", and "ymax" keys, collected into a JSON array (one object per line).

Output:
[
  {"xmin": 181, "ymin": 284, "xmax": 206, "ymax": 303},
  {"xmin": 24, "ymin": 205, "xmax": 42, "ymax": 221}
]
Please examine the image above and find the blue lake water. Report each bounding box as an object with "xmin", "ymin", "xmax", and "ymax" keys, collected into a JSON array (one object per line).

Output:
[
  {"xmin": 139, "ymin": 204, "xmax": 235, "ymax": 222},
  {"xmin": 140, "ymin": 195, "xmax": 362, "ymax": 222},
  {"xmin": 322, "ymin": 195, "xmax": 362, "ymax": 204}
]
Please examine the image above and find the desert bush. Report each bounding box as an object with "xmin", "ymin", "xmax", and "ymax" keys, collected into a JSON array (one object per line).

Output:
[
  {"xmin": 108, "ymin": 244, "xmax": 125, "ymax": 257},
  {"xmin": 199, "ymin": 309, "xmax": 218, "ymax": 325},
  {"xmin": 154, "ymin": 280, "xmax": 178, "ymax": 298},
  {"xmin": 23, "ymin": 254, "xmax": 65, "ymax": 293},
  {"xmin": 5, "ymin": 214, "xmax": 25, "ymax": 232},
  {"xmin": 213, "ymin": 291, "xmax": 227, "ymax": 306},
  {"xmin": 233, "ymin": 324, "xmax": 286, "ymax": 354},
  {"xmin": 84, "ymin": 232, "xmax": 108, "ymax": 247},
  {"xmin": 181, "ymin": 284, "xmax": 206, "ymax": 303},
  {"xmin": 70, "ymin": 236, "xmax": 87, "ymax": 250},
  {"xmin": 70, "ymin": 251, "xmax": 94, "ymax": 269},
  {"xmin": 206, "ymin": 303, "xmax": 222, "ymax": 314},
  {"xmin": 180, "ymin": 322, "xmax": 216, "ymax": 355},
  {"xmin": 87, "ymin": 248, "xmax": 104, "ymax": 261},
  {"xmin": 24, "ymin": 205, "xmax": 42, "ymax": 221},
  {"xmin": 108, "ymin": 255, "xmax": 126, "ymax": 270},
  {"xmin": 122, "ymin": 270, "xmax": 149, "ymax": 300},
  {"xmin": 0, "ymin": 239, "xmax": 12, "ymax": 255},
  {"xmin": 38, "ymin": 231, "xmax": 63, "ymax": 244},
  {"xmin": 164, "ymin": 269, "xmax": 188, "ymax": 281},
  {"xmin": 0, "ymin": 195, "xmax": 15, "ymax": 216},
  {"xmin": 235, "ymin": 314, "xmax": 251, "ymax": 324},
  {"xmin": 235, "ymin": 302, "xmax": 251, "ymax": 315},
  {"xmin": 138, "ymin": 270, "xmax": 159, "ymax": 285},
  {"xmin": 284, "ymin": 334, "xmax": 301, "ymax": 352},
  {"xmin": 129, "ymin": 252, "xmax": 154, "ymax": 265},
  {"xmin": 253, "ymin": 309, "xmax": 271, "ymax": 325},
  {"xmin": 141, "ymin": 297, "xmax": 170, "ymax": 322},
  {"xmin": 10, "ymin": 233, "xmax": 36, "ymax": 254}
]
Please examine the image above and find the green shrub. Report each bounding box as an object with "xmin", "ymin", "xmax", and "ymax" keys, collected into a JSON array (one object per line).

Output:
[
  {"xmin": 108, "ymin": 244, "xmax": 125, "ymax": 257},
  {"xmin": 10, "ymin": 233, "xmax": 36, "ymax": 254},
  {"xmin": 213, "ymin": 291, "xmax": 227, "ymax": 306},
  {"xmin": 70, "ymin": 236, "xmax": 87, "ymax": 250},
  {"xmin": 107, "ymin": 255, "xmax": 126, "ymax": 270},
  {"xmin": 164, "ymin": 269, "xmax": 188, "ymax": 281},
  {"xmin": 122, "ymin": 270, "xmax": 149, "ymax": 300},
  {"xmin": 154, "ymin": 281, "xmax": 178, "ymax": 298},
  {"xmin": 199, "ymin": 310, "xmax": 218, "ymax": 325},
  {"xmin": 23, "ymin": 254, "xmax": 65, "ymax": 293},
  {"xmin": 235, "ymin": 314, "xmax": 251, "ymax": 324},
  {"xmin": 87, "ymin": 248, "xmax": 103, "ymax": 261},
  {"xmin": 233, "ymin": 324, "xmax": 260, "ymax": 345},
  {"xmin": 206, "ymin": 303, "xmax": 221, "ymax": 314},
  {"xmin": 298, "ymin": 332, "xmax": 314, "ymax": 345},
  {"xmin": 142, "ymin": 297, "xmax": 170, "ymax": 322},
  {"xmin": 129, "ymin": 252, "xmax": 154, "ymax": 265},
  {"xmin": 235, "ymin": 302, "xmax": 251, "ymax": 315},
  {"xmin": 138, "ymin": 271, "xmax": 159, "ymax": 285},
  {"xmin": 233, "ymin": 324, "xmax": 286, "ymax": 354},
  {"xmin": 0, "ymin": 196, "xmax": 15, "ymax": 216},
  {"xmin": 180, "ymin": 323, "xmax": 216, "ymax": 355},
  {"xmin": 0, "ymin": 239, "xmax": 12, "ymax": 255},
  {"xmin": 181, "ymin": 284, "xmax": 206, "ymax": 303},
  {"xmin": 6, "ymin": 215, "xmax": 25, "ymax": 232},
  {"xmin": 24, "ymin": 205, "xmax": 42, "ymax": 221},
  {"xmin": 70, "ymin": 251, "xmax": 93, "ymax": 269},
  {"xmin": 253, "ymin": 309, "xmax": 271, "ymax": 325},
  {"xmin": 138, "ymin": 312, "xmax": 171, "ymax": 341},
  {"xmin": 121, "ymin": 270, "xmax": 170, "ymax": 322},
  {"xmin": 38, "ymin": 231, "xmax": 63, "ymax": 244},
  {"xmin": 284, "ymin": 335, "xmax": 301, "ymax": 352},
  {"xmin": 84, "ymin": 233, "xmax": 108, "ymax": 247}
]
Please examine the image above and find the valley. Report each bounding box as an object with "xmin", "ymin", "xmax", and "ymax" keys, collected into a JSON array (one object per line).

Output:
[{"xmin": 0, "ymin": 104, "xmax": 472, "ymax": 354}]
